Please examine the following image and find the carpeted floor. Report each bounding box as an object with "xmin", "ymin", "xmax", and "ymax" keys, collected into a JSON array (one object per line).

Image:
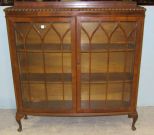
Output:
[{"xmin": 0, "ymin": 107, "xmax": 154, "ymax": 135}]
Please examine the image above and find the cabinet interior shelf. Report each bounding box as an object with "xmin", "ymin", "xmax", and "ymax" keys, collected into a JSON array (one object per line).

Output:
[
  {"xmin": 20, "ymin": 72, "xmax": 133, "ymax": 83},
  {"xmin": 23, "ymin": 100, "xmax": 129, "ymax": 110},
  {"xmin": 21, "ymin": 73, "xmax": 72, "ymax": 82},
  {"xmin": 17, "ymin": 43, "xmax": 71, "ymax": 53},
  {"xmin": 24, "ymin": 100, "xmax": 72, "ymax": 110},
  {"xmin": 81, "ymin": 73, "xmax": 133, "ymax": 82},
  {"xmin": 16, "ymin": 43, "xmax": 135, "ymax": 53},
  {"xmin": 81, "ymin": 43, "xmax": 135, "ymax": 52},
  {"xmin": 80, "ymin": 100, "xmax": 130, "ymax": 110}
]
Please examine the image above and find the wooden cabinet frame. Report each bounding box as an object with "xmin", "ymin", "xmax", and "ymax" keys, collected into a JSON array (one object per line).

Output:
[{"xmin": 4, "ymin": 1, "xmax": 145, "ymax": 132}]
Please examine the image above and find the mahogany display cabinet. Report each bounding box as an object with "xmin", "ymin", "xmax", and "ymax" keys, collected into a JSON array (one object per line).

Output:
[{"xmin": 4, "ymin": 1, "xmax": 145, "ymax": 132}]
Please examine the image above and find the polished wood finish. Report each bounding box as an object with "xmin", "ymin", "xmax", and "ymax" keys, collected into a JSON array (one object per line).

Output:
[{"xmin": 4, "ymin": 1, "xmax": 145, "ymax": 132}]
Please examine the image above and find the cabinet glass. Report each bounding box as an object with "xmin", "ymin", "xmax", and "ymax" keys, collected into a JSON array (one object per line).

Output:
[
  {"xmin": 79, "ymin": 21, "xmax": 137, "ymax": 111},
  {"xmin": 15, "ymin": 22, "xmax": 73, "ymax": 112}
]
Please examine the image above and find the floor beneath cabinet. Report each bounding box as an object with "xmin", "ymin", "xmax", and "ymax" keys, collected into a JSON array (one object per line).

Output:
[{"xmin": 0, "ymin": 107, "xmax": 154, "ymax": 135}]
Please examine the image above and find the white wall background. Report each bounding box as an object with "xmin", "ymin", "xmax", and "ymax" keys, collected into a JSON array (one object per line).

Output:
[
  {"xmin": 138, "ymin": 6, "xmax": 154, "ymax": 106},
  {"xmin": 0, "ymin": 6, "xmax": 154, "ymax": 109},
  {"xmin": 0, "ymin": 7, "xmax": 16, "ymax": 108}
]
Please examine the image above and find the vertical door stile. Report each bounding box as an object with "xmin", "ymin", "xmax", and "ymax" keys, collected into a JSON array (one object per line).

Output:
[
  {"xmin": 131, "ymin": 20, "xmax": 143, "ymax": 111},
  {"xmin": 89, "ymin": 38, "xmax": 91, "ymax": 111},
  {"xmin": 129, "ymin": 23, "xmax": 137, "ymax": 110},
  {"xmin": 73, "ymin": 17, "xmax": 77, "ymax": 112}
]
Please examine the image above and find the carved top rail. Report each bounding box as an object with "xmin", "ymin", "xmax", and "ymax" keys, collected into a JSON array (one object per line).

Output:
[{"xmin": 4, "ymin": 1, "xmax": 145, "ymax": 17}]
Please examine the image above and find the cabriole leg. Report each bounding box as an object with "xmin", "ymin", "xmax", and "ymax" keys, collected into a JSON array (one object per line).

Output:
[
  {"xmin": 16, "ymin": 112, "xmax": 24, "ymax": 132},
  {"xmin": 16, "ymin": 119, "xmax": 22, "ymax": 132},
  {"xmin": 128, "ymin": 112, "xmax": 138, "ymax": 131}
]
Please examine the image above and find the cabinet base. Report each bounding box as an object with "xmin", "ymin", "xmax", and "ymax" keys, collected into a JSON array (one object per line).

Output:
[{"xmin": 15, "ymin": 112, "xmax": 138, "ymax": 132}]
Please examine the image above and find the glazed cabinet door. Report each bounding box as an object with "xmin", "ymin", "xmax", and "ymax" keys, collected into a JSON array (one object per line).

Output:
[
  {"xmin": 11, "ymin": 17, "xmax": 76, "ymax": 113},
  {"xmin": 77, "ymin": 17, "xmax": 139, "ymax": 112}
]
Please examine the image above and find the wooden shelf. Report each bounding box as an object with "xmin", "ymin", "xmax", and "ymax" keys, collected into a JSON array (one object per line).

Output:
[
  {"xmin": 16, "ymin": 43, "xmax": 135, "ymax": 53},
  {"xmin": 20, "ymin": 73, "xmax": 72, "ymax": 83},
  {"xmin": 17, "ymin": 43, "xmax": 71, "ymax": 53},
  {"xmin": 20, "ymin": 72, "xmax": 133, "ymax": 83},
  {"xmin": 24, "ymin": 100, "xmax": 72, "ymax": 110},
  {"xmin": 81, "ymin": 43, "xmax": 135, "ymax": 52},
  {"xmin": 23, "ymin": 100, "xmax": 129, "ymax": 110},
  {"xmin": 81, "ymin": 100, "xmax": 130, "ymax": 110},
  {"xmin": 81, "ymin": 73, "xmax": 133, "ymax": 83}
]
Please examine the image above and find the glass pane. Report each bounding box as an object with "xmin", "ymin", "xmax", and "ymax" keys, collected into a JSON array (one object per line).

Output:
[
  {"xmin": 15, "ymin": 21, "xmax": 73, "ymax": 112},
  {"xmin": 81, "ymin": 84, "xmax": 89, "ymax": 109},
  {"xmin": 15, "ymin": 22, "xmax": 71, "ymax": 52},
  {"xmin": 91, "ymin": 53, "xmax": 107, "ymax": 73},
  {"xmin": 123, "ymin": 82, "xmax": 132, "ymax": 102},
  {"xmin": 109, "ymin": 52, "xmax": 125, "ymax": 73},
  {"xmin": 90, "ymin": 84, "xmax": 106, "ymax": 109},
  {"xmin": 80, "ymin": 21, "xmax": 136, "ymax": 111},
  {"xmin": 45, "ymin": 53, "xmax": 62, "ymax": 73},
  {"xmin": 107, "ymin": 83, "xmax": 123, "ymax": 101},
  {"xmin": 29, "ymin": 83, "xmax": 46, "ymax": 102}
]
